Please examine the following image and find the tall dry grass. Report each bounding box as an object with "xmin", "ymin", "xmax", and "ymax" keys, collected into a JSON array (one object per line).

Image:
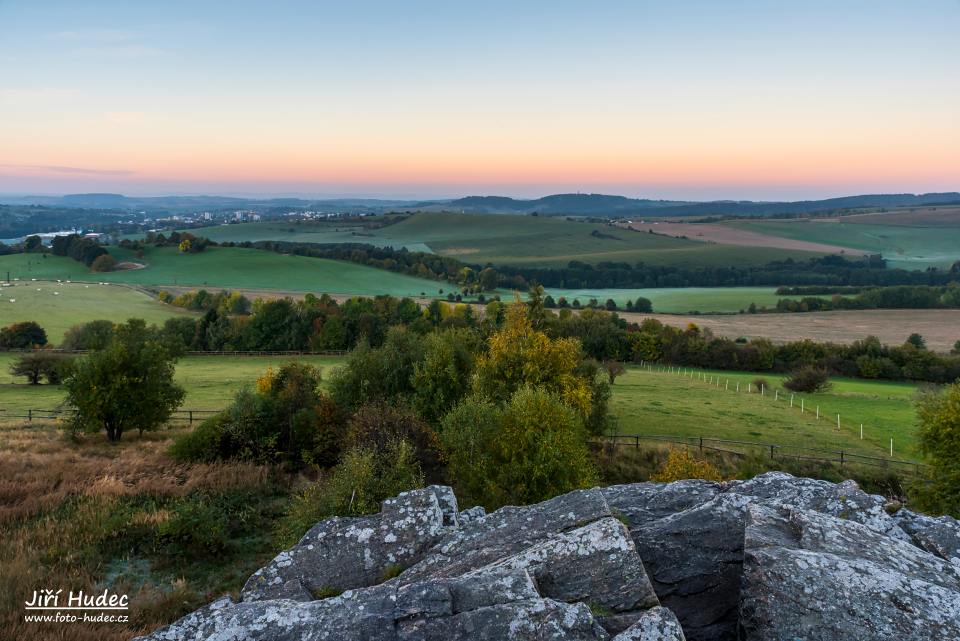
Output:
[{"xmin": 0, "ymin": 424, "xmax": 284, "ymax": 640}]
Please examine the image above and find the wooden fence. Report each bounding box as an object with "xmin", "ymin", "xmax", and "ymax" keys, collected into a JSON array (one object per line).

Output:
[{"xmin": 600, "ymin": 433, "xmax": 926, "ymax": 476}]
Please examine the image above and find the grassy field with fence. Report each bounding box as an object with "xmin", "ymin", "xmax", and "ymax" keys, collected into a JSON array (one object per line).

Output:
[{"xmin": 0, "ymin": 353, "xmax": 923, "ymax": 465}]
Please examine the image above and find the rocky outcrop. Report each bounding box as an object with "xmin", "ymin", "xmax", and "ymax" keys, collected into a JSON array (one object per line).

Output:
[{"xmin": 138, "ymin": 472, "xmax": 960, "ymax": 641}]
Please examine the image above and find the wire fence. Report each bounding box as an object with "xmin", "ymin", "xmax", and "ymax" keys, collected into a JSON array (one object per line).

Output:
[
  {"xmin": 0, "ymin": 408, "xmax": 221, "ymax": 426},
  {"xmin": 635, "ymin": 361, "xmax": 916, "ymax": 459},
  {"xmin": 0, "ymin": 348, "xmax": 349, "ymax": 357},
  {"xmin": 599, "ymin": 433, "xmax": 926, "ymax": 476}
]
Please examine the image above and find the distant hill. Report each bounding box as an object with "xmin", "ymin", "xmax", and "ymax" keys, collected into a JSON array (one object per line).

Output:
[
  {"xmin": 1, "ymin": 191, "xmax": 957, "ymax": 218},
  {"xmin": 411, "ymin": 192, "xmax": 960, "ymax": 217},
  {"xmin": 412, "ymin": 193, "xmax": 692, "ymax": 215}
]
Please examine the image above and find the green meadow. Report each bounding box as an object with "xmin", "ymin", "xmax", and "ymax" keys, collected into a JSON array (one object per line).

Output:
[
  {"xmin": 186, "ymin": 213, "xmax": 824, "ymax": 268},
  {"xmin": 728, "ymin": 219, "xmax": 960, "ymax": 270},
  {"xmin": 0, "ymin": 355, "xmax": 922, "ymax": 461},
  {"xmin": 544, "ymin": 286, "xmax": 783, "ymax": 313},
  {"xmin": 0, "ymin": 247, "xmax": 446, "ymax": 297},
  {"xmin": 0, "ymin": 280, "xmax": 195, "ymax": 343}
]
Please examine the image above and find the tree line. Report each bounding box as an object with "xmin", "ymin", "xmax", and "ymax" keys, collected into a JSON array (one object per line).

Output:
[{"xmin": 773, "ymin": 284, "xmax": 960, "ymax": 313}]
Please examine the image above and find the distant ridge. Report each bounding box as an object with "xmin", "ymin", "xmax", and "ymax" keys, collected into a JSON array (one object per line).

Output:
[{"xmin": 0, "ymin": 191, "xmax": 957, "ymax": 218}]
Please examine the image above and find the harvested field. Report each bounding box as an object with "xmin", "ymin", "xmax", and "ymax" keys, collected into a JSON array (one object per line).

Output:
[
  {"xmin": 833, "ymin": 206, "xmax": 960, "ymax": 227},
  {"xmin": 618, "ymin": 221, "xmax": 866, "ymax": 255},
  {"xmin": 616, "ymin": 309, "xmax": 960, "ymax": 353}
]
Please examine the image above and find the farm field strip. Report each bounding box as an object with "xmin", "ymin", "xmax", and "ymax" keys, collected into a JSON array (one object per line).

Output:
[{"xmin": 618, "ymin": 221, "xmax": 866, "ymax": 255}]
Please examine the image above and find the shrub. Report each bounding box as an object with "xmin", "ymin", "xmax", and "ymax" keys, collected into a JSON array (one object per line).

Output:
[
  {"xmin": 752, "ymin": 378, "xmax": 771, "ymax": 394},
  {"xmin": 442, "ymin": 387, "xmax": 597, "ymax": 510},
  {"xmin": 90, "ymin": 254, "xmax": 117, "ymax": 272},
  {"xmin": 343, "ymin": 400, "xmax": 440, "ymax": 471},
  {"xmin": 911, "ymin": 383, "xmax": 960, "ymax": 517},
  {"xmin": 172, "ymin": 363, "xmax": 344, "ymax": 466},
  {"xmin": 782, "ymin": 366, "xmax": 832, "ymax": 393},
  {"xmin": 277, "ymin": 439, "xmax": 424, "ymax": 546},
  {"xmin": 9, "ymin": 351, "xmax": 71, "ymax": 384},
  {"xmin": 651, "ymin": 448, "xmax": 724, "ymax": 483},
  {"xmin": 61, "ymin": 319, "xmax": 115, "ymax": 350}
]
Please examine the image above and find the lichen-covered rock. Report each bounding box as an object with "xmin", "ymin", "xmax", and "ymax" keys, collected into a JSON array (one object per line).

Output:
[
  {"xmin": 139, "ymin": 472, "xmax": 960, "ymax": 641},
  {"xmin": 242, "ymin": 486, "xmax": 458, "ymax": 601},
  {"xmin": 739, "ymin": 504, "xmax": 960, "ymax": 640},
  {"xmin": 612, "ymin": 606, "xmax": 686, "ymax": 641},
  {"xmin": 396, "ymin": 487, "xmax": 612, "ymax": 583},
  {"xmin": 894, "ymin": 508, "xmax": 960, "ymax": 569},
  {"xmin": 464, "ymin": 517, "xmax": 659, "ymax": 613},
  {"xmin": 138, "ymin": 569, "xmax": 610, "ymax": 641},
  {"xmin": 628, "ymin": 493, "xmax": 750, "ymax": 641}
]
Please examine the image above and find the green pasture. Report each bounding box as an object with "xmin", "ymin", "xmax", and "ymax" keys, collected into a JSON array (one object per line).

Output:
[
  {"xmin": 0, "ymin": 353, "xmax": 923, "ymax": 461},
  {"xmin": 185, "ymin": 213, "xmax": 824, "ymax": 268},
  {"xmin": 611, "ymin": 366, "xmax": 922, "ymax": 460},
  {"xmin": 0, "ymin": 280, "xmax": 195, "ymax": 344},
  {"xmin": 727, "ymin": 219, "xmax": 960, "ymax": 270},
  {"xmin": 0, "ymin": 247, "xmax": 447, "ymax": 297},
  {"xmin": 544, "ymin": 286, "xmax": 783, "ymax": 313}
]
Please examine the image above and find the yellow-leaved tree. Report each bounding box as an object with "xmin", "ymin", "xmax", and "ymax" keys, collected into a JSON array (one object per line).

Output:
[{"xmin": 472, "ymin": 302, "xmax": 592, "ymax": 418}]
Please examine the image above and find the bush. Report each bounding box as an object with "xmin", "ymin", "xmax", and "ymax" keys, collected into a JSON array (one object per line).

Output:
[
  {"xmin": 343, "ymin": 400, "xmax": 440, "ymax": 471},
  {"xmin": 61, "ymin": 320, "xmax": 115, "ymax": 350},
  {"xmin": 752, "ymin": 378, "xmax": 771, "ymax": 393},
  {"xmin": 651, "ymin": 448, "xmax": 724, "ymax": 482},
  {"xmin": 782, "ymin": 366, "xmax": 832, "ymax": 393},
  {"xmin": 911, "ymin": 383, "xmax": 960, "ymax": 517},
  {"xmin": 277, "ymin": 439, "xmax": 424, "ymax": 546},
  {"xmin": 172, "ymin": 363, "xmax": 344, "ymax": 466},
  {"xmin": 90, "ymin": 254, "xmax": 117, "ymax": 272},
  {"xmin": 9, "ymin": 351, "xmax": 71, "ymax": 384},
  {"xmin": 442, "ymin": 387, "xmax": 597, "ymax": 510}
]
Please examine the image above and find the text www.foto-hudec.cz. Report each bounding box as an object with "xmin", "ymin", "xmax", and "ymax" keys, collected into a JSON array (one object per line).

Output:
[{"xmin": 23, "ymin": 588, "xmax": 130, "ymax": 624}]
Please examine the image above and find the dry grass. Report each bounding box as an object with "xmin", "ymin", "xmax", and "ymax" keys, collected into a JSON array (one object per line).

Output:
[
  {"xmin": 617, "ymin": 221, "xmax": 866, "ymax": 255},
  {"xmin": 0, "ymin": 424, "xmax": 285, "ymax": 641},
  {"xmin": 616, "ymin": 308, "xmax": 960, "ymax": 353}
]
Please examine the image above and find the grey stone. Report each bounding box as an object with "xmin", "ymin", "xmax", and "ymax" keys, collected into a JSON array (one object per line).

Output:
[
  {"xmin": 242, "ymin": 486, "xmax": 456, "ymax": 601},
  {"xmin": 894, "ymin": 508, "xmax": 960, "ymax": 569},
  {"xmin": 138, "ymin": 570, "xmax": 610, "ymax": 641},
  {"xmin": 629, "ymin": 493, "xmax": 750, "ymax": 641},
  {"xmin": 457, "ymin": 505, "xmax": 487, "ymax": 524},
  {"xmin": 612, "ymin": 607, "xmax": 686, "ymax": 641},
  {"xmin": 397, "ymin": 487, "xmax": 612, "ymax": 583},
  {"xmin": 739, "ymin": 503, "xmax": 960, "ymax": 641},
  {"xmin": 465, "ymin": 517, "xmax": 658, "ymax": 613}
]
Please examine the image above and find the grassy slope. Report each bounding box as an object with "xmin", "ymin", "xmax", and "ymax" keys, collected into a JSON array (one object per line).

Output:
[
  {"xmin": 0, "ymin": 247, "xmax": 445, "ymax": 297},
  {"xmin": 611, "ymin": 366, "xmax": 920, "ymax": 459},
  {"xmin": 187, "ymin": 213, "xmax": 824, "ymax": 268},
  {"xmin": 0, "ymin": 355, "xmax": 921, "ymax": 460},
  {"xmin": 728, "ymin": 219, "xmax": 960, "ymax": 270},
  {"xmin": 0, "ymin": 281, "xmax": 196, "ymax": 343}
]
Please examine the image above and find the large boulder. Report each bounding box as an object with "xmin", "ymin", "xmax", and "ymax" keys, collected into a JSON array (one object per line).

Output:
[
  {"xmin": 739, "ymin": 504, "xmax": 960, "ymax": 640},
  {"xmin": 242, "ymin": 486, "xmax": 459, "ymax": 601},
  {"xmin": 138, "ymin": 471, "xmax": 960, "ymax": 641}
]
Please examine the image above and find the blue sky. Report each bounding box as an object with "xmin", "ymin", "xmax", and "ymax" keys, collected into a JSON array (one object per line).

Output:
[{"xmin": 1, "ymin": 1, "xmax": 958, "ymax": 199}]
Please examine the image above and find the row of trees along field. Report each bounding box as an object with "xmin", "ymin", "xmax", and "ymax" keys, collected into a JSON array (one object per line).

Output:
[
  {"xmin": 12, "ymin": 284, "xmax": 958, "ymax": 384},
  {"xmin": 9, "ymin": 297, "xmax": 960, "ymax": 521},
  {"xmin": 244, "ymin": 240, "xmax": 960, "ymax": 290}
]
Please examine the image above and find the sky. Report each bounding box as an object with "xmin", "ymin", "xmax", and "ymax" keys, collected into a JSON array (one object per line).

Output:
[{"xmin": 0, "ymin": 0, "xmax": 958, "ymax": 200}]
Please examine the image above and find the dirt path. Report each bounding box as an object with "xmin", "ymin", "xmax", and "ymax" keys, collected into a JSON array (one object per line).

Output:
[{"xmin": 616, "ymin": 221, "xmax": 867, "ymax": 255}]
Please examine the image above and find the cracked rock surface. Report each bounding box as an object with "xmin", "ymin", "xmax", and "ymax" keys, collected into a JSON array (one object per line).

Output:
[{"xmin": 138, "ymin": 472, "xmax": 960, "ymax": 641}]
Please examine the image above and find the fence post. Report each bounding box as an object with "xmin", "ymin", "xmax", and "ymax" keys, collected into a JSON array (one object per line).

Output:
[
  {"xmin": 769, "ymin": 444, "xmax": 775, "ymax": 459},
  {"xmin": 28, "ymin": 409, "xmax": 31, "ymax": 422},
  {"xmin": 189, "ymin": 410, "xmax": 193, "ymax": 426},
  {"xmin": 840, "ymin": 451, "xmax": 844, "ymax": 467},
  {"xmin": 699, "ymin": 436, "xmax": 703, "ymax": 451},
  {"xmin": 635, "ymin": 435, "xmax": 639, "ymax": 449}
]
